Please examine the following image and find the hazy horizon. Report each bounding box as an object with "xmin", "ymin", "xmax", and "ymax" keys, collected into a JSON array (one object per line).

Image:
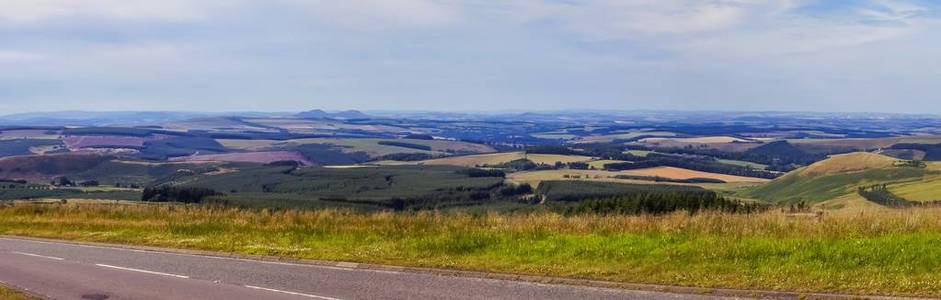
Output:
[{"xmin": 2, "ymin": 1, "xmax": 940, "ymax": 114}]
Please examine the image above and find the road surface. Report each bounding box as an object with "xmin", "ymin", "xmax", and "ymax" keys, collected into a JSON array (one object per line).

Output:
[{"xmin": 0, "ymin": 237, "xmax": 734, "ymax": 300}]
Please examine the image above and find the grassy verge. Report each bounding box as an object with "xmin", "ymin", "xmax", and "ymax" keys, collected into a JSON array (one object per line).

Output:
[
  {"xmin": 0, "ymin": 284, "xmax": 39, "ymax": 300},
  {"xmin": 2, "ymin": 203, "xmax": 941, "ymax": 296}
]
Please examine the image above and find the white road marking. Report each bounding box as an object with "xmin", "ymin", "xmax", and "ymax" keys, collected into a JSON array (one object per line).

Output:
[
  {"xmin": 0, "ymin": 237, "xmax": 377, "ymax": 273},
  {"xmin": 95, "ymin": 264, "xmax": 190, "ymax": 279},
  {"xmin": 11, "ymin": 251, "xmax": 65, "ymax": 261},
  {"xmin": 245, "ymin": 285, "xmax": 342, "ymax": 300}
]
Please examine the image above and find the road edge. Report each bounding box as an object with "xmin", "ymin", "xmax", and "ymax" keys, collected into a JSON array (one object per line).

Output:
[{"xmin": 0, "ymin": 235, "xmax": 922, "ymax": 300}]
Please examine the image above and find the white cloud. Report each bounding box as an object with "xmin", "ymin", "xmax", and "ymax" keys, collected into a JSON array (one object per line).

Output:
[
  {"xmin": 276, "ymin": 0, "xmax": 461, "ymax": 30},
  {"xmin": 0, "ymin": 0, "xmax": 226, "ymax": 23},
  {"xmin": 0, "ymin": 51, "xmax": 45, "ymax": 63}
]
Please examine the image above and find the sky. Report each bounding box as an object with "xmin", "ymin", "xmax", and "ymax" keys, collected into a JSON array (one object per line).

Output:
[{"xmin": 0, "ymin": 0, "xmax": 939, "ymax": 114}]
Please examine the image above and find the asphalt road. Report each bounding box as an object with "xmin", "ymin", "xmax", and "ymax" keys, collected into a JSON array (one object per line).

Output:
[{"xmin": 0, "ymin": 237, "xmax": 736, "ymax": 300}]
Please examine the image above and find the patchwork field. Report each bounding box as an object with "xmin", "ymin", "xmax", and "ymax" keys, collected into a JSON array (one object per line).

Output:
[{"xmin": 219, "ymin": 138, "xmax": 494, "ymax": 158}]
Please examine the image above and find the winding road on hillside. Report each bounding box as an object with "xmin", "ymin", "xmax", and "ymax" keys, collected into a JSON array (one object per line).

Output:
[{"xmin": 0, "ymin": 237, "xmax": 731, "ymax": 300}]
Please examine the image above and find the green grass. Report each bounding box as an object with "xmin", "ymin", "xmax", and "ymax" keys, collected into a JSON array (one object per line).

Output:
[
  {"xmin": 4, "ymin": 203, "xmax": 941, "ymax": 296},
  {"xmin": 743, "ymin": 168, "xmax": 929, "ymax": 204},
  {"xmin": 716, "ymin": 159, "xmax": 768, "ymax": 170}
]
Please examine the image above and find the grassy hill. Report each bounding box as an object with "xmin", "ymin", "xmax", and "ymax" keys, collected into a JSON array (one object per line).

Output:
[{"xmin": 744, "ymin": 152, "xmax": 936, "ymax": 204}]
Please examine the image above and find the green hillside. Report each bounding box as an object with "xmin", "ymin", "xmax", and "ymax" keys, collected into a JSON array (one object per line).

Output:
[{"xmin": 744, "ymin": 152, "xmax": 937, "ymax": 204}]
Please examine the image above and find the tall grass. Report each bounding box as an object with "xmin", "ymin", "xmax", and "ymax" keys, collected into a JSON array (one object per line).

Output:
[{"xmin": 2, "ymin": 203, "xmax": 941, "ymax": 296}]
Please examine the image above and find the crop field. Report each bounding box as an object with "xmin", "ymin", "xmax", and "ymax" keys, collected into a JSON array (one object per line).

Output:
[
  {"xmin": 169, "ymin": 151, "xmax": 312, "ymax": 165},
  {"xmin": 5, "ymin": 204, "xmax": 941, "ymax": 296}
]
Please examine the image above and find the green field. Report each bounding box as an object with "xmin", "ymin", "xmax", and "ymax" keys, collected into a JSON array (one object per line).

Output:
[
  {"xmin": 3, "ymin": 203, "xmax": 941, "ymax": 297},
  {"xmin": 716, "ymin": 159, "xmax": 768, "ymax": 170}
]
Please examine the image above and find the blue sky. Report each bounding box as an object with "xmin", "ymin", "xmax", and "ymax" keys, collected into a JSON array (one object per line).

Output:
[{"xmin": 0, "ymin": 0, "xmax": 939, "ymax": 113}]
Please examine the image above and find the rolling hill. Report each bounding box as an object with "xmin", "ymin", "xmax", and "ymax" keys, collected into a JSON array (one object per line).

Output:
[{"xmin": 744, "ymin": 152, "xmax": 937, "ymax": 204}]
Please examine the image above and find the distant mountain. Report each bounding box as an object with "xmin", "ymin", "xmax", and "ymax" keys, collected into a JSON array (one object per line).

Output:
[
  {"xmin": 0, "ymin": 111, "xmax": 214, "ymax": 127},
  {"xmin": 296, "ymin": 109, "xmax": 370, "ymax": 119}
]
